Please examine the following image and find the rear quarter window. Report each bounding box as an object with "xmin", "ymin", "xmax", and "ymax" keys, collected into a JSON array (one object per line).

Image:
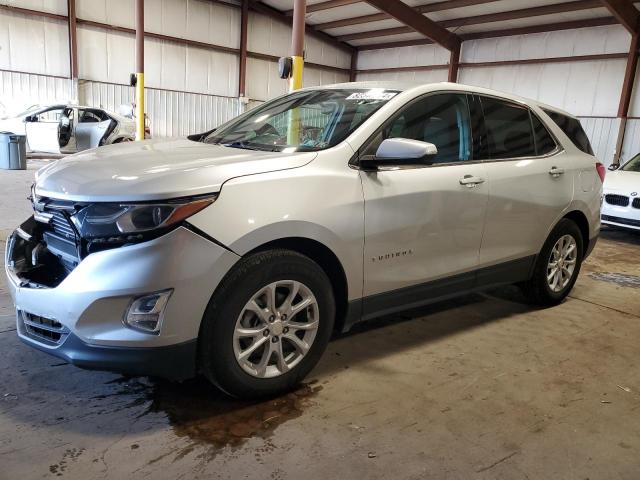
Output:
[{"xmin": 542, "ymin": 109, "xmax": 594, "ymax": 156}]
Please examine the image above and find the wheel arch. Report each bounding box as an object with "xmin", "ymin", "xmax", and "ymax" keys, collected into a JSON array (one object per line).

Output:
[
  {"xmin": 246, "ymin": 237, "xmax": 350, "ymax": 333},
  {"xmin": 563, "ymin": 210, "xmax": 590, "ymax": 257}
]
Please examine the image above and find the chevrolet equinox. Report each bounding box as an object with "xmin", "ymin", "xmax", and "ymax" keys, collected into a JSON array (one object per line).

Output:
[{"xmin": 5, "ymin": 82, "xmax": 603, "ymax": 398}]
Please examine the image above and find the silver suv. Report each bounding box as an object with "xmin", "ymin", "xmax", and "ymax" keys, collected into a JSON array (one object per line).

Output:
[{"xmin": 6, "ymin": 82, "xmax": 603, "ymax": 398}]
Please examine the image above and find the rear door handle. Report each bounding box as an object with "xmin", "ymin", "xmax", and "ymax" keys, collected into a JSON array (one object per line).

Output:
[
  {"xmin": 459, "ymin": 175, "xmax": 485, "ymax": 188},
  {"xmin": 549, "ymin": 166, "xmax": 565, "ymax": 177}
]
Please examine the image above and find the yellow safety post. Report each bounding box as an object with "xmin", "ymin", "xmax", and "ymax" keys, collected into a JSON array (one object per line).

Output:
[
  {"xmin": 136, "ymin": 72, "xmax": 145, "ymax": 141},
  {"xmin": 135, "ymin": 0, "xmax": 145, "ymax": 141},
  {"xmin": 287, "ymin": 0, "xmax": 306, "ymax": 146}
]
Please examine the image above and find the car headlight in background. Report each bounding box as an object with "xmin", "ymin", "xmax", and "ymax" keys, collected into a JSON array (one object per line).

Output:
[{"xmin": 70, "ymin": 196, "xmax": 216, "ymax": 240}]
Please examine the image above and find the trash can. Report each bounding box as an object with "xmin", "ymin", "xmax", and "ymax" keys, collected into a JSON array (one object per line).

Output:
[{"xmin": 0, "ymin": 132, "xmax": 27, "ymax": 170}]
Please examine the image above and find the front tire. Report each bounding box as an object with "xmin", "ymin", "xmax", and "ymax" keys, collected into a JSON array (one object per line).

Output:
[
  {"xmin": 521, "ymin": 218, "xmax": 584, "ymax": 306},
  {"xmin": 199, "ymin": 250, "xmax": 335, "ymax": 398}
]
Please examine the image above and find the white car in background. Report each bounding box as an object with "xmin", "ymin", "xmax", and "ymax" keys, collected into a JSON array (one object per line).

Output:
[
  {"xmin": 602, "ymin": 154, "xmax": 640, "ymax": 231},
  {"xmin": 0, "ymin": 104, "xmax": 137, "ymax": 154}
]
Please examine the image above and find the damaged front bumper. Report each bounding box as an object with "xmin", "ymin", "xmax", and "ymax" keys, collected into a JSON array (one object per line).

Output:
[{"xmin": 5, "ymin": 218, "xmax": 240, "ymax": 380}]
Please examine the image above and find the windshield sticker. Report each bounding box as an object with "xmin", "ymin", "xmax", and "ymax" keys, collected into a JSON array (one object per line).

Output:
[{"xmin": 346, "ymin": 90, "xmax": 397, "ymax": 101}]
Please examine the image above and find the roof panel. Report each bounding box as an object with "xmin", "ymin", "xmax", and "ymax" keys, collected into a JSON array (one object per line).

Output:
[
  {"xmin": 349, "ymin": 31, "xmax": 425, "ymax": 46},
  {"xmin": 327, "ymin": 19, "xmax": 405, "ymax": 36},
  {"xmin": 426, "ymin": 0, "xmax": 595, "ymax": 21},
  {"xmin": 453, "ymin": 8, "xmax": 612, "ymax": 35},
  {"xmin": 254, "ymin": 0, "xmax": 635, "ymax": 50},
  {"xmin": 305, "ymin": 3, "xmax": 381, "ymax": 25}
]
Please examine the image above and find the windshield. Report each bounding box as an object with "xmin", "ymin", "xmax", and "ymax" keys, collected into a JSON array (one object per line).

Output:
[
  {"xmin": 203, "ymin": 88, "xmax": 398, "ymax": 152},
  {"xmin": 15, "ymin": 105, "xmax": 42, "ymax": 118},
  {"xmin": 621, "ymin": 154, "xmax": 640, "ymax": 172}
]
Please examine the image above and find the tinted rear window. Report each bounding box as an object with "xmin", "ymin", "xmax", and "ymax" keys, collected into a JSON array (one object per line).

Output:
[
  {"xmin": 542, "ymin": 109, "xmax": 594, "ymax": 155},
  {"xmin": 480, "ymin": 97, "xmax": 536, "ymax": 159}
]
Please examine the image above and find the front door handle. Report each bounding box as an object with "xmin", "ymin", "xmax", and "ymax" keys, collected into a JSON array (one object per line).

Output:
[
  {"xmin": 549, "ymin": 166, "xmax": 565, "ymax": 178},
  {"xmin": 459, "ymin": 175, "xmax": 485, "ymax": 188}
]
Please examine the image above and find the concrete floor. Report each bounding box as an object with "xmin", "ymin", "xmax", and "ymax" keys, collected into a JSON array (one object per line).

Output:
[{"xmin": 1, "ymin": 161, "xmax": 639, "ymax": 479}]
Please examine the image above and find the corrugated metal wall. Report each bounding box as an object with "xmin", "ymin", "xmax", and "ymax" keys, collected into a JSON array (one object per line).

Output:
[
  {"xmin": 0, "ymin": 71, "xmax": 74, "ymax": 118},
  {"xmin": 79, "ymin": 80, "xmax": 244, "ymax": 137},
  {"xmin": 246, "ymin": 11, "xmax": 350, "ymax": 101},
  {"xmin": 578, "ymin": 117, "xmax": 621, "ymax": 165},
  {"xmin": 0, "ymin": 5, "xmax": 69, "ymax": 78},
  {"xmin": 3, "ymin": 1, "xmax": 640, "ymax": 161},
  {"xmin": 0, "ymin": 0, "xmax": 348, "ymax": 134}
]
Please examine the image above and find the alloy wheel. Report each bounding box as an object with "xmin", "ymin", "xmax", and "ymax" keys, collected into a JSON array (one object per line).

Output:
[
  {"xmin": 546, "ymin": 234, "xmax": 578, "ymax": 293},
  {"xmin": 233, "ymin": 280, "xmax": 319, "ymax": 378}
]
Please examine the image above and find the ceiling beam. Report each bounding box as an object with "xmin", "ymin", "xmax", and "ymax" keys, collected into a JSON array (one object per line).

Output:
[
  {"xmin": 357, "ymin": 17, "xmax": 618, "ymax": 50},
  {"xmin": 247, "ymin": 0, "xmax": 354, "ymax": 53},
  {"xmin": 316, "ymin": 0, "xmax": 501, "ymax": 30},
  {"xmin": 599, "ymin": 0, "xmax": 640, "ymax": 32},
  {"xmin": 285, "ymin": 0, "xmax": 361, "ymax": 15},
  {"xmin": 364, "ymin": 0, "xmax": 460, "ymax": 50},
  {"xmin": 337, "ymin": 0, "xmax": 607, "ymax": 41}
]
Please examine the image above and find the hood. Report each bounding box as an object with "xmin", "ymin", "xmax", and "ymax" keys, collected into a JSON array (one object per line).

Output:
[
  {"xmin": 35, "ymin": 138, "xmax": 317, "ymax": 202},
  {"xmin": 604, "ymin": 170, "xmax": 640, "ymax": 194}
]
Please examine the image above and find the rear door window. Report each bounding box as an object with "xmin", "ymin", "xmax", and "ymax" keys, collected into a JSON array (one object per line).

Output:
[
  {"xmin": 531, "ymin": 113, "xmax": 557, "ymax": 156},
  {"xmin": 542, "ymin": 109, "xmax": 594, "ymax": 155},
  {"xmin": 480, "ymin": 96, "xmax": 536, "ymax": 159}
]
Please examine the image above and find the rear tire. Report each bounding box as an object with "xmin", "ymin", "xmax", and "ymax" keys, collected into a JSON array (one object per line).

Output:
[
  {"xmin": 199, "ymin": 249, "xmax": 335, "ymax": 399},
  {"xmin": 521, "ymin": 218, "xmax": 584, "ymax": 306}
]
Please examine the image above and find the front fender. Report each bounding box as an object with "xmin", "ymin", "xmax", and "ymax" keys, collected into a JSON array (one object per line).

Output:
[{"xmin": 187, "ymin": 154, "xmax": 364, "ymax": 301}]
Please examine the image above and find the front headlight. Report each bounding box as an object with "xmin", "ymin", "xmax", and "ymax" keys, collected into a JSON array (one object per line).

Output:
[{"xmin": 71, "ymin": 196, "xmax": 216, "ymax": 240}]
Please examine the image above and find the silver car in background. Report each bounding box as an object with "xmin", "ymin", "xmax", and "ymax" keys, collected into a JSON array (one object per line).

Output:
[{"xmin": 5, "ymin": 82, "xmax": 602, "ymax": 398}]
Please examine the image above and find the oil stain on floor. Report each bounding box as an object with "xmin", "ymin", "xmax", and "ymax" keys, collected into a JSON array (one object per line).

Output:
[{"xmin": 93, "ymin": 376, "xmax": 323, "ymax": 463}]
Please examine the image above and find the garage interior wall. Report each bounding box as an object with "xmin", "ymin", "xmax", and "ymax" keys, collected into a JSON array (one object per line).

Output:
[
  {"xmin": 0, "ymin": 0, "xmax": 350, "ymax": 137},
  {"xmin": 357, "ymin": 23, "xmax": 637, "ymax": 166},
  {"xmin": 0, "ymin": 0, "xmax": 638, "ymax": 164}
]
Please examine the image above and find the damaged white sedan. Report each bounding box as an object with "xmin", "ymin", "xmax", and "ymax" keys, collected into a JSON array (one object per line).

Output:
[{"xmin": 0, "ymin": 104, "xmax": 138, "ymax": 154}]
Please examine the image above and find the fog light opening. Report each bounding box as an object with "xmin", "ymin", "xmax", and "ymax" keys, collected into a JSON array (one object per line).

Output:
[{"xmin": 124, "ymin": 289, "xmax": 173, "ymax": 334}]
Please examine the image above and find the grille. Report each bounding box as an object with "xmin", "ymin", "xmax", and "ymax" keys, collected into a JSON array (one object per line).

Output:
[
  {"xmin": 49, "ymin": 210, "xmax": 76, "ymax": 240},
  {"xmin": 633, "ymin": 198, "xmax": 640, "ymax": 209},
  {"xmin": 602, "ymin": 215, "xmax": 640, "ymax": 228},
  {"xmin": 605, "ymin": 194, "xmax": 630, "ymax": 207},
  {"xmin": 20, "ymin": 311, "xmax": 68, "ymax": 346}
]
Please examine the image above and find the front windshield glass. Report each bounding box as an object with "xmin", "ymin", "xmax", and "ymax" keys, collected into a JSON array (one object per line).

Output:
[
  {"xmin": 204, "ymin": 88, "xmax": 399, "ymax": 152},
  {"xmin": 15, "ymin": 105, "xmax": 42, "ymax": 118},
  {"xmin": 621, "ymin": 154, "xmax": 640, "ymax": 172}
]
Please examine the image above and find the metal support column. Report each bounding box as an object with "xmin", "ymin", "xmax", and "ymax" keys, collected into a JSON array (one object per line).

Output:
[
  {"xmin": 135, "ymin": 0, "xmax": 145, "ymax": 141},
  {"xmin": 67, "ymin": 0, "xmax": 78, "ymax": 79},
  {"xmin": 67, "ymin": 0, "xmax": 78, "ymax": 102},
  {"xmin": 349, "ymin": 49, "xmax": 358, "ymax": 82},
  {"xmin": 614, "ymin": 32, "xmax": 639, "ymax": 165},
  {"xmin": 448, "ymin": 43, "xmax": 460, "ymax": 83},
  {"xmin": 289, "ymin": 0, "xmax": 306, "ymax": 92},
  {"xmin": 239, "ymin": 0, "xmax": 249, "ymax": 98},
  {"xmin": 287, "ymin": 0, "xmax": 306, "ymax": 146}
]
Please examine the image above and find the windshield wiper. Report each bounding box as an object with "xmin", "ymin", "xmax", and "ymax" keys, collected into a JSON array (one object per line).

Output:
[
  {"xmin": 222, "ymin": 141, "xmax": 282, "ymax": 152},
  {"xmin": 221, "ymin": 141, "xmax": 262, "ymax": 151}
]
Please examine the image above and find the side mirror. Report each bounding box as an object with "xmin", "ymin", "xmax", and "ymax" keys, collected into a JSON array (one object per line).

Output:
[
  {"xmin": 24, "ymin": 115, "xmax": 37, "ymax": 123},
  {"xmin": 608, "ymin": 164, "xmax": 619, "ymax": 171},
  {"xmin": 360, "ymin": 138, "xmax": 438, "ymax": 170}
]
